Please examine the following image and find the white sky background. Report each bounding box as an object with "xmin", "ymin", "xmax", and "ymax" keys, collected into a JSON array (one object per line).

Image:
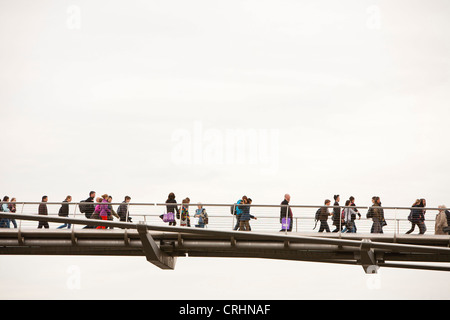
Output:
[{"xmin": 0, "ymin": 0, "xmax": 450, "ymax": 299}]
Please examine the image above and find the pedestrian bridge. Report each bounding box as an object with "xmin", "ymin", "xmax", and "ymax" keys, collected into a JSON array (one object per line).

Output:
[{"xmin": 0, "ymin": 202, "xmax": 449, "ymax": 273}]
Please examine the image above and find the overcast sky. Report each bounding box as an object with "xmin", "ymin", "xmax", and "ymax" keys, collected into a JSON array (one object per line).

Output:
[{"xmin": 0, "ymin": 0, "xmax": 449, "ymax": 299}]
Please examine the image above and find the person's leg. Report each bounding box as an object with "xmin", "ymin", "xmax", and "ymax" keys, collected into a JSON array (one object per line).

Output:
[{"xmin": 406, "ymin": 223, "xmax": 416, "ymax": 234}]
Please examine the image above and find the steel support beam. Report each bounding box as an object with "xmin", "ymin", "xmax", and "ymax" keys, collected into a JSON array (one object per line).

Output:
[
  {"xmin": 136, "ymin": 224, "xmax": 176, "ymax": 270},
  {"xmin": 357, "ymin": 239, "xmax": 379, "ymax": 274}
]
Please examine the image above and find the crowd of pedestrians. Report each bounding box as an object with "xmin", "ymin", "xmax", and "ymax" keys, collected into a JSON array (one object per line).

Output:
[{"xmin": 0, "ymin": 191, "xmax": 449, "ymax": 235}]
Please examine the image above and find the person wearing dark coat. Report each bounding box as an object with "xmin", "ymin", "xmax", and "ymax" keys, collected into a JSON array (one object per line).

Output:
[
  {"xmin": 318, "ymin": 199, "xmax": 332, "ymax": 232},
  {"xmin": 57, "ymin": 195, "xmax": 72, "ymax": 229},
  {"xmin": 280, "ymin": 194, "xmax": 293, "ymax": 232},
  {"xmin": 332, "ymin": 195, "xmax": 342, "ymax": 232},
  {"xmin": 117, "ymin": 196, "xmax": 132, "ymax": 222},
  {"xmin": 160, "ymin": 193, "xmax": 180, "ymax": 226},
  {"xmin": 406, "ymin": 198, "xmax": 427, "ymax": 235},
  {"xmin": 38, "ymin": 195, "xmax": 49, "ymax": 229}
]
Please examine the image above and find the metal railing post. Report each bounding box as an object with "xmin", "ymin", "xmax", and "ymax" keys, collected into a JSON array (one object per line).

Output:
[
  {"xmin": 232, "ymin": 204, "xmax": 236, "ymax": 230},
  {"xmin": 72, "ymin": 202, "xmax": 78, "ymax": 230}
]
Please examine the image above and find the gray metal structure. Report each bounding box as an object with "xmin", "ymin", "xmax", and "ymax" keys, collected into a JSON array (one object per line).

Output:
[{"xmin": 1, "ymin": 212, "xmax": 449, "ymax": 273}]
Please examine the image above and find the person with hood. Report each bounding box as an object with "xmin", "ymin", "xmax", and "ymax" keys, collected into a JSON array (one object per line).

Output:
[
  {"xmin": 233, "ymin": 195, "xmax": 248, "ymax": 231},
  {"xmin": 238, "ymin": 197, "xmax": 257, "ymax": 231},
  {"xmin": 435, "ymin": 205, "xmax": 449, "ymax": 235},
  {"xmin": 95, "ymin": 194, "xmax": 110, "ymax": 229}
]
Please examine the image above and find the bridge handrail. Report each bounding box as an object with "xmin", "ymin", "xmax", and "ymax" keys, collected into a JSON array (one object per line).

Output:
[{"xmin": 0, "ymin": 201, "xmax": 448, "ymax": 211}]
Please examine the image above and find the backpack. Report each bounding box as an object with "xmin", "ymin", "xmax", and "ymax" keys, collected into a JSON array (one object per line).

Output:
[
  {"xmin": 79, "ymin": 201, "xmax": 87, "ymax": 213},
  {"xmin": 315, "ymin": 208, "xmax": 321, "ymax": 221},
  {"xmin": 313, "ymin": 208, "xmax": 321, "ymax": 230},
  {"xmin": 202, "ymin": 209, "xmax": 209, "ymax": 225}
]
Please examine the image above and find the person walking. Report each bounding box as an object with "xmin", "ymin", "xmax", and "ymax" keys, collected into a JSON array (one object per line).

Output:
[
  {"xmin": 8, "ymin": 198, "xmax": 17, "ymax": 228},
  {"xmin": 107, "ymin": 196, "xmax": 120, "ymax": 228},
  {"xmin": 367, "ymin": 196, "xmax": 382, "ymax": 234},
  {"xmin": 342, "ymin": 200, "xmax": 357, "ymax": 233},
  {"xmin": 233, "ymin": 196, "xmax": 248, "ymax": 231},
  {"xmin": 0, "ymin": 196, "xmax": 11, "ymax": 228},
  {"xmin": 161, "ymin": 193, "xmax": 179, "ymax": 226},
  {"xmin": 435, "ymin": 205, "xmax": 449, "ymax": 235},
  {"xmin": 95, "ymin": 194, "xmax": 111, "ymax": 229},
  {"xmin": 57, "ymin": 195, "xmax": 72, "ymax": 229},
  {"xmin": 317, "ymin": 199, "xmax": 332, "ymax": 233},
  {"xmin": 180, "ymin": 197, "xmax": 191, "ymax": 227},
  {"xmin": 194, "ymin": 203, "xmax": 208, "ymax": 228},
  {"xmin": 332, "ymin": 195, "xmax": 343, "ymax": 232},
  {"xmin": 238, "ymin": 197, "xmax": 257, "ymax": 231},
  {"xmin": 406, "ymin": 198, "xmax": 427, "ymax": 234},
  {"xmin": 117, "ymin": 196, "xmax": 132, "ymax": 222},
  {"xmin": 81, "ymin": 191, "xmax": 96, "ymax": 229},
  {"xmin": 349, "ymin": 196, "xmax": 361, "ymax": 232},
  {"xmin": 38, "ymin": 195, "xmax": 49, "ymax": 229},
  {"xmin": 280, "ymin": 194, "xmax": 293, "ymax": 232}
]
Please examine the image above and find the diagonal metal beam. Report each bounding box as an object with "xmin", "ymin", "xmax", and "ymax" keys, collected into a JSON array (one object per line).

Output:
[
  {"xmin": 136, "ymin": 224, "xmax": 176, "ymax": 270},
  {"xmin": 358, "ymin": 239, "xmax": 378, "ymax": 274}
]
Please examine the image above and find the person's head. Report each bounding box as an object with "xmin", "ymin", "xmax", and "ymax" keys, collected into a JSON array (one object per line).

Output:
[
  {"xmin": 420, "ymin": 198, "xmax": 426, "ymax": 207},
  {"xmin": 124, "ymin": 196, "xmax": 131, "ymax": 203},
  {"xmin": 168, "ymin": 192, "xmax": 175, "ymax": 201},
  {"xmin": 2, "ymin": 196, "xmax": 9, "ymax": 202},
  {"xmin": 248, "ymin": 198, "xmax": 252, "ymax": 204},
  {"xmin": 42, "ymin": 195, "xmax": 48, "ymax": 202},
  {"xmin": 65, "ymin": 195, "xmax": 72, "ymax": 202},
  {"xmin": 285, "ymin": 194, "xmax": 291, "ymax": 202},
  {"xmin": 242, "ymin": 195, "xmax": 248, "ymax": 202},
  {"xmin": 197, "ymin": 203, "xmax": 203, "ymax": 209},
  {"xmin": 11, "ymin": 197, "xmax": 16, "ymax": 202},
  {"xmin": 325, "ymin": 199, "xmax": 331, "ymax": 206},
  {"xmin": 413, "ymin": 199, "xmax": 421, "ymax": 206},
  {"xmin": 438, "ymin": 205, "xmax": 447, "ymax": 212},
  {"xmin": 371, "ymin": 196, "xmax": 377, "ymax": 204},
  {"xmin": 107, "ymin": 196, "xmax": 113, "ymax": 203},
  {"xmin": 334, "ymin": 195, "xmax": 340, "ymax": 202},
  {"xmin": 101, "ymin": 194, "xmax": 108, "ymax": 200},
  {"xmin": 376, "ymin": 197, "xmax": 381, "ymax": 205},
  {"xmin": 89, "ymin": 191, "xmax": 96, "ymax": 198},
  {"xmin": 345, "ymin": 200, "xmax": 351, "ymax": 206},
  {"xmin": 96, "ymin": 197, "xmax": 102, "ymax": 203},
  {"xmin": 349, "ymin": 196, "xmax": 355, "ymax": 203}
]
